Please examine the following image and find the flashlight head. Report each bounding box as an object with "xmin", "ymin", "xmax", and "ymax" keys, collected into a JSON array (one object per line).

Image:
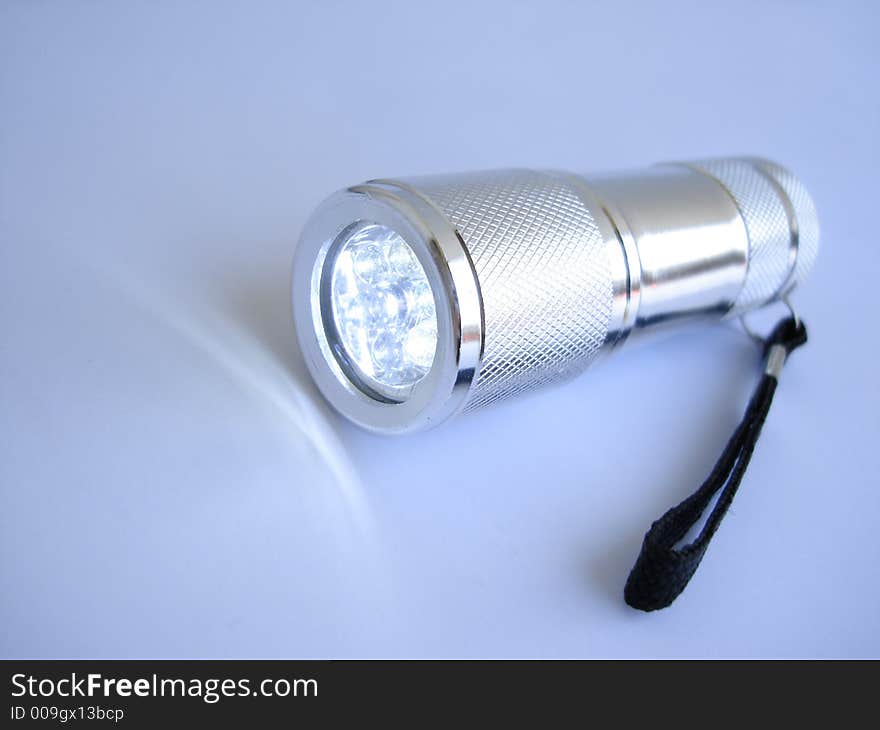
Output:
[{"xmin": 292, "ymin": 181, "xmax": 484, "ymax": 434}]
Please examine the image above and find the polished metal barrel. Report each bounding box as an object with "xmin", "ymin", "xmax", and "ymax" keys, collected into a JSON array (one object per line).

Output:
[{"xmin": 292, "ymin": 158, "xmax": 818, "ymax": 433}]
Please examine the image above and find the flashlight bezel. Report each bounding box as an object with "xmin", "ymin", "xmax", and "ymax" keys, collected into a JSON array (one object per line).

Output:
[{"xmin": 292, "ymin": 182, "xmax": 484, "ymax": 434}]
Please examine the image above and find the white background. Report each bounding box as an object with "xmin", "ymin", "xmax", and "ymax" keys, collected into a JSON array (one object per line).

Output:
[{"xmin": 2, "ymin": 0, "xmax": 878, "ymax": 657}]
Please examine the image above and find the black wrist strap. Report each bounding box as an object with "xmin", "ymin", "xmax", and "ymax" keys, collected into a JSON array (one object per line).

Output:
[{"xmin": 624, "ymin": 316, "xmax": 808, "ymax": 612}]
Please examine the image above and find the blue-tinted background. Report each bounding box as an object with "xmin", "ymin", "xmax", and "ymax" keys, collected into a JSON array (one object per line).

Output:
[{"xmin": 2, "ymin": 0, "xmax": 877, "ymax": 657}]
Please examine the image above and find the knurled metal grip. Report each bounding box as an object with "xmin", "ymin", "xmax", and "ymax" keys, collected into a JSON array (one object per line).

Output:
[
  {"xmin": 408, "ymin": 170, "xmax": 614, "ymax": 412},
  {"xmin": 292, "ymin": 157, "xmax": 818, "ymax": 432},
  {"xmin": 681, "ymin": 159, "xmax": 819, "ymax": 313}
]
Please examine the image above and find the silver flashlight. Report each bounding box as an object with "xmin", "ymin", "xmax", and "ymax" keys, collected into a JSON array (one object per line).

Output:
[{"xmin": 292, "ymin": 158, "xmax": 818, "ymax": 434}]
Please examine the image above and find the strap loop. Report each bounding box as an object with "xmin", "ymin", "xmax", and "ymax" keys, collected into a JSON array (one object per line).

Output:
[{"xmin": 624, "ymin": 316, "xmax": 807, "ymax": 611}]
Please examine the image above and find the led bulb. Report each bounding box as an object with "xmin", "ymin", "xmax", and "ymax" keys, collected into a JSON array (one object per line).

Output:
[{"xmin": 328, "ymin": 222, "xmax": 438, "ymax": 400}]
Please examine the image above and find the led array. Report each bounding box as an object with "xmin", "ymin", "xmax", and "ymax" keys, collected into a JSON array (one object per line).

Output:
[{"xmin": 330, "ymin": 223, "xmax": 437, "ymax": 393}]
